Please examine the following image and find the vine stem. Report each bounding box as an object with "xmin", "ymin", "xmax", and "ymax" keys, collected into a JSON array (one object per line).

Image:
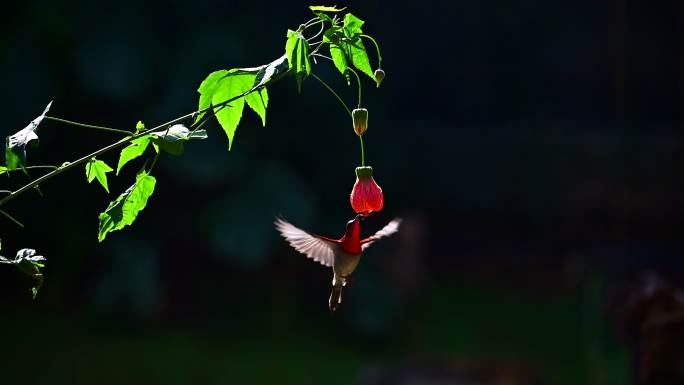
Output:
[
  {"xmin": 0, "ymin": 84, "xmax": 270, "ymax": 208},
  {"xmin": 360, "ymin": 34, "xmax": 383, "ymax": 67},
  {"xmin": 3, "ymin": 165, "xmax": 58, "ymax": 173},
  {"xmin": 310, "ymin": 73, "xmax": 352, "ymax": 117},
  {"xmin": 44, "ymin": 116, "xmax": 133, "ymax": 136},
  {"xmin": 347, "ymin": 67, "xmax": 362, "ymax": 108},
  {"xmin": 0, "ymin": 209, "xmax": 23, "ymax": 228}
]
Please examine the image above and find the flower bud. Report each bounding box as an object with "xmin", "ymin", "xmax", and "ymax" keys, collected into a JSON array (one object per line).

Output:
[
  {"xmin": 352, "ymin": 108, "xmax": 368, "ymax": 136},
  {"xmin": 350, "ymin": 166, "xmax": 384, "ymax": 216},
  {"xmin": 374, "ymin": 68, "xmax": 385, "ymax": 87}
]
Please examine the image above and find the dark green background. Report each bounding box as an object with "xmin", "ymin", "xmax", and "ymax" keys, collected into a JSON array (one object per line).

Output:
[{"xmin": 2, "ymin": 1, "xmax": 683, "ymax": 384}]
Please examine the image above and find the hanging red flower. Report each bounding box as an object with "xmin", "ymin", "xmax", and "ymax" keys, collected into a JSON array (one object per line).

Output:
[{"xmin": 350, "ymin": 166, "xmax": 384, "ymax": 216}]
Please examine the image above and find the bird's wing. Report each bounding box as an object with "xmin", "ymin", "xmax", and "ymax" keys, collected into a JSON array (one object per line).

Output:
[
  {"xmin": 275, "ymin": 218, "xmax": 337, "ymax": 267},
  {"xmin": 361, "ymin": 218, "xmax": 402, "ymax": 251}
]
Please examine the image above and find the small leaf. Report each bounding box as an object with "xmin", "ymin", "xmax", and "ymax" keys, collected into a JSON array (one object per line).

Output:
[
  {"xmin": 5, "ymin": 101, "xmax": 52, "ymax": 169},
  {"xmin": 117, "ymin": 136, "xmax": 152, "ymax": 175},
  {"xmin": 135, "ymin": 121, "xmax": 145, "ymax": 132},
  {"xmin": 195, "ymin": 70, "xmax": 229, "ymax": 124},
  {"xmin": 309, "ymin": 5, "xmax": 345, "ymax": 12},
  {"xmin": 0, "ymin": 166, "xmax": 7, "ymax": 175},
  {"xmin": 85, "ymin": 158, "xmax": 113, "ymax": 193},
  {"xmin": 212, "ymin": 73, "xmax": 255, "ymax": 150},
  {"xmin": 98, "ymin": 171, "xmax": 157, "ymax": 242}
]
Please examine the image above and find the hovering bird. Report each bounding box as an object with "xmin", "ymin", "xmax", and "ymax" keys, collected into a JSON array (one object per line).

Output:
[{"xmin": 275, "ymin": 214, "xmax": 401, "ymax": 312}]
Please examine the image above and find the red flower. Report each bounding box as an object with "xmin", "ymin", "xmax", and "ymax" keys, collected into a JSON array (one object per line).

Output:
[{"xmin": 350, "ymin": 166, "xmax": 384, "ymax": 216}]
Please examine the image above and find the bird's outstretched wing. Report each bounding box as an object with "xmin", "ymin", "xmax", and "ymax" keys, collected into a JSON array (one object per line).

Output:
[
  {"xmin": 361, "ymin": 218, "xmax": 402, "ymax": 251},
  {"xmin": 275, "ymin": 218, "xmax": 337, "ymax": 267}
]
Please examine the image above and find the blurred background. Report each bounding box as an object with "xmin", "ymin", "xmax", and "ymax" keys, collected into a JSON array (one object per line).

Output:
[{"xmin": 1, "ymin": 1, "xmax": 684, "ymax": 384}]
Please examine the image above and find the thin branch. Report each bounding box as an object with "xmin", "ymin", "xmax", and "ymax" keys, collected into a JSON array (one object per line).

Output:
[
  {"xmin": 0, "ymin": 82, "xmax": 276, "ymax": 208},
  {"xmin": 0, "ymin": 209, "xmax": 23, "ymax": 228},
  {"xmin": 45, "ymin": 116, "xmax": 133, "ymax": 136},
  {"xmin": 347, "ymin": 67, "xmax": 363, "ymax": 108},
  {"xmin": 360, "ymin": 34, "xmax": 383, "ymax": 66},
  {"xmin": 307, "ymin": 20, "xmax": 326, "ymax": 42},
  {"xmin": 311, "ymin": 73, "xmax": 352, "ymax": 117},
  {"xmin": 3, "ymin": 165, "xmax": 58, "ymax": 174}
]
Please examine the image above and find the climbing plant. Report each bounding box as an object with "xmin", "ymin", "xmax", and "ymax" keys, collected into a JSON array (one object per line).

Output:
[{"xmin": 0, "ymin": 5, "xmax": 385, "ymax": 298}]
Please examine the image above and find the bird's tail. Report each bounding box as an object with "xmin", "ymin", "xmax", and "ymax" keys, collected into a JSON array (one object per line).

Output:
[{"xmin": 329, "ymin": 285, "xmax": 343, "ymax": 312}]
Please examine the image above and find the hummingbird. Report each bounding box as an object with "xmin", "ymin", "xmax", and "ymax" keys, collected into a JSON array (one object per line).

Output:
[{"xmin": 275, "ymin": 214, "xmax": 401, "ymax": 312}]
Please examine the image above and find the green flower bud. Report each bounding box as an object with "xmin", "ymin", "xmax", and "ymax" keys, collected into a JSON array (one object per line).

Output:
[
  {"xmin": 374, "ymin": 68, "xmax": 385, "ymax": 87},
  {"xmin": 352, "ymin": 108, "xmax": 368, "ymax": 136}
]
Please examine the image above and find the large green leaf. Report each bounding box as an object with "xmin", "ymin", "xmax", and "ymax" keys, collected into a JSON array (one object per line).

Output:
[
  {"xmin": 212, "ymin": 73, "xmax": 255, "ymax": 150},
  {"xmin": 195, "ymin": 70, "xmax": 229, "ymax": 124},
  {"xmin": 346, "ymin": 37, "xmax": 374, "ymax": 79},
  {"xmin": 98, "ymin": 171, "xmax": 156, "ymax": 242},
  {"xmin": 85, "ymin": 158, "xmax": 113, "ymax": 193},
  {"xmin": 116, "ymin": 136, "xmax": 152, "ymax": 175},
  {"xmin": 343, "ymin": 13, "xmax": 364, "ymax": 36},
  {"xmin": 5, "ymin": 101, "xmax": 52, "ymax": 169}
]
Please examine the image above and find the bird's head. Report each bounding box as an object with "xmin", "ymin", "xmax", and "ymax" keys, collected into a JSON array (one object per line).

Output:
[{"xmin": 345, "ymin": 214, "xmax": 364, "ymax": 235}]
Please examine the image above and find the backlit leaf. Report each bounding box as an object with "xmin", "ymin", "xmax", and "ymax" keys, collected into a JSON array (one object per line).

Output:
[
  {"xmin": 5, "ymin": 101, "xmax": 52, "ymax": 169},
  {"xmin": 195, "ymin": 70, "xmax": 229, "ymax": 124},
  {"xmin": 212, "ymin": 73, "xmax": 254, "ymax": 150},
  {"xmin": 116, "ymin": 136, "xmax": 152, "ymax": 175},
  {"xmin": 85, "ymin": 158, "xmax": 113, "ymax": 193},
  {"xmin": 98, "ymin": 171, "xmax": 156, "ymax": 242}
]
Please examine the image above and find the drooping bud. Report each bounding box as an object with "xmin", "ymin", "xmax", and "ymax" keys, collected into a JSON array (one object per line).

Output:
[
  {"xmin": 350, "ymin": 166, "xmax": 384, "ymax": 216},
  {"xmin": 352, "ymin": 108, "xmax": 368, "ymax": 136},
  {"xmin": 374, "ymin": 68, "xmax": 385, "ymax": 87}
]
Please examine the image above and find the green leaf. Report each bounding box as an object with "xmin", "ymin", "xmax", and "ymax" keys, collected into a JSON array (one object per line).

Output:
[
  {"xmin": 212, "ymin": 73, "xmax": 255, "ymax": 150},
  {"xmin": 309, "ymin": 5, "xmax": 345, "ymax": 12},
  {"xmin": 347, "ymin": 37, "xmax": 375, "ymax": 79},
  {"xmin": 0, "ymin": 166, "xmax": 6, "ymax": 175},
  {"xmin": 98, "ymin": 171, "xmax": 156, "ymax": 242},
  {"xmin": 343, "ymin": 13, "xmax": 364, "ymax": 36},
  {"xmin": 135, "ymin": 121, "xmax": 145, "ymax": 132},
  {"xmin": 117, "ymin": 136, "xmax": 152, "ymax": 175},
  {"xmin": 85, "ymin": 158, "xmax": 113, "ymax": 193},
  {"xmin": 286, "ymin": 30, "xmax": 311, "ymax": 93},
  {"xmin": 245, "ymin": 88, "xmax": 269, "ymax": 126},
  {"xmin": 195, "ymin": 70, "xmax": 229, "ymax": 124},
  {"xmin": 5, "ymin": 101, "xmax": 52, "ymax": 169}
]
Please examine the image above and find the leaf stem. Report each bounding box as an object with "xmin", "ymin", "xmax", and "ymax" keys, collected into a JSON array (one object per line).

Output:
[
  {"xmin": 310, "ymin": 73, "xmax": 352, "ymax": 117},
  {"xmin": 360, "ymin": 34, "xmax": 383, "ymax": 67},
  {"xmin": 45, "ymin": 116, "xmax": 133, "ymax": 136},
  {"xmin": 359, "ymin": 135, "xmax": 365, "ymax": 167},
  {"xmin": 347, "ymin": 67, "xmax": 362, "ymax": 108}
]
